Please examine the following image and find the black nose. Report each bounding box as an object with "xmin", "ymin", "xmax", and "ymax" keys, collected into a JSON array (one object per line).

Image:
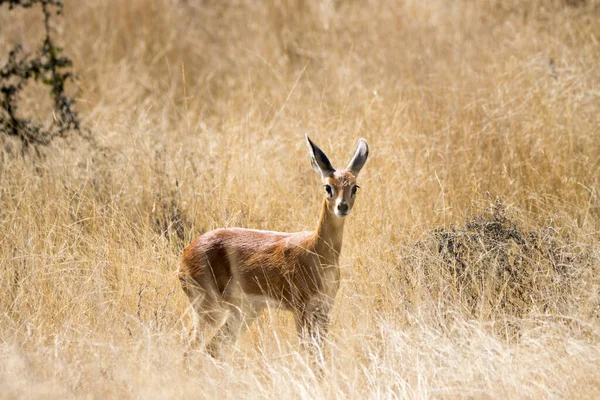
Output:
[{"xmin": 337, "ymin": 202, "xmax": 349, "ymax": 213}]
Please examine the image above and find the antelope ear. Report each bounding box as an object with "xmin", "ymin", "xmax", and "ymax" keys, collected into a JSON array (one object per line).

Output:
[
  {"xmin": 346, "ymin": 138, "xmax": 369, "ymax": 176},
  {"xmin": 306, "ymin": 135, "xmax": 335, "ymax": 178}
]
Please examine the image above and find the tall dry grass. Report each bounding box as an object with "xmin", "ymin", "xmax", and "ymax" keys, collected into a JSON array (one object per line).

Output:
[{"xmin": 1, "ymin": 0, "xmax": 600, "ymax": 398}]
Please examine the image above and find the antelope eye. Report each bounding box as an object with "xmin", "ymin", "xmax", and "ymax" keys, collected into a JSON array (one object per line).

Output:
[
  {"xmin": 351, "ymin": 185, "xmax": 359, "ymax": 197},
  {"xmin": 324, "ymin": 184, "xmax": 334, "ymax": 198}
]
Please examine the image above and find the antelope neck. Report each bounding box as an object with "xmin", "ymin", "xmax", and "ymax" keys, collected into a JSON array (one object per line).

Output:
[{"xmin": 312, "ymin": 197, "xmax": 345, "ymax": 259}]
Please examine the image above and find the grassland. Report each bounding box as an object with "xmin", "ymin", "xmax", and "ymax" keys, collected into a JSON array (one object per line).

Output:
[{"xmin": 1, "ymin": 0, "xmax": 600, "ymax": 398}]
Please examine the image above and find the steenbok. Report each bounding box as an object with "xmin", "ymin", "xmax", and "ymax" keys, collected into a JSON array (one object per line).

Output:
[{"xmin": 178, "ymin": 135, "xmax": 369, "ymax": 364}]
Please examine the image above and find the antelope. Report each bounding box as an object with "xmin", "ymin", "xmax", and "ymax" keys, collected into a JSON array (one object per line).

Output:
[{"xmin": 178, "ymin": 135, "xmax": 369, "ymax": 364}]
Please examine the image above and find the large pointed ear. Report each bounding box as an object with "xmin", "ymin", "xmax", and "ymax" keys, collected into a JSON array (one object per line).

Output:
[
  {"xmin": 306, "ymin": 134, "xmax": 335, "ymax": 178},
  {"xmin": 346, "ymin": 138, "xmax": 369, "ymax": 176}
]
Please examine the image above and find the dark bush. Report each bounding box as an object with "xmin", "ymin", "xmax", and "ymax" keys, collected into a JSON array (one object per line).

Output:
[
  {"xmin": 0, "ymin": 0, "xmax": 88, "ymax": 150},
  {"xmin": 400, "ymin": 198, "xmax": 594, "ymax": 321}
]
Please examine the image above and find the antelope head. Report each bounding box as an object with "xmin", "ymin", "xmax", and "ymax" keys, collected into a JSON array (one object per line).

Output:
[{"xmin": 306, "ymin": 135, "xmax": 369, "ymax": 218}]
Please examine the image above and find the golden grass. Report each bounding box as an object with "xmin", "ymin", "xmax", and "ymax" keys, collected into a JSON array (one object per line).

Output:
[{"xmin": 1, "ymin": 0, "xmax": 600, "ymax": 398}]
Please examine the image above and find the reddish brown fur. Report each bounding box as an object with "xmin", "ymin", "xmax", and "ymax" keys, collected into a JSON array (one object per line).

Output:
[{"xmin": 178, "ymin": 197, "xmax": 344, "ymax": 343}]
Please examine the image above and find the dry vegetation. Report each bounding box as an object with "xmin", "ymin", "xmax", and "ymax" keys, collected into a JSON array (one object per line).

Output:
[{"xmin": 1, "ymin": 0, "xmax": 600, "ymax": 398}]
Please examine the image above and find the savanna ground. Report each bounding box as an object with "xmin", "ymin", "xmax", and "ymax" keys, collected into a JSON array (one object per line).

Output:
[{"xmin": 1, "ymin": 0, "xmax": 600, "ymax": 398}]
